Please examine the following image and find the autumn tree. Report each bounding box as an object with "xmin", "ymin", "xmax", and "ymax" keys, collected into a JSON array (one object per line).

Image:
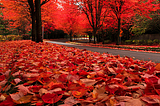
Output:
[
  {"xmin": 0, "ymin": 5, "xmax": 10, "ymax": 35},
  {"xmin": 130, "ymin": 0, "xmax": 160, "ymax": 35},
  {"xmin": 105, "ymin": 0, "xmax": 159, "ymax": 44},
  {"xmin": 72, "ymin": 0, "xmax": 109, "ymax": 43},
  {"xmin": 26, "ymin": 0, "xmax": 50, "ymax": 42},
  {"xmin": 0, "ymin": 0, "xmax": 31, "ymax": 35},
  {"xmin": 54, "ymin": 1, "xmax": 87, "ymax": 41},
  {"xmin": 1, "ymin": 0, "xmax": 50, "ymax": 43}
]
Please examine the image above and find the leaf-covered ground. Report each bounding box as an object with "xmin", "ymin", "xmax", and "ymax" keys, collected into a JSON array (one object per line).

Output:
[{"xmin": 0, "ymin": 40, "xmax": 160, "ymax": 106}]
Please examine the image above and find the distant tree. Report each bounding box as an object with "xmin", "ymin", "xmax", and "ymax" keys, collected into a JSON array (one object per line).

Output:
[
  {"xmin": 54, "ymin": 1, "xmax": 87, "ymax": 41},
  {"xmin": 131, "ymin": 13, "xmax": 160, "ymax": 35},
  {"xmin": 73, "ymin": 0, "xmax": 108, "ymax": 43},
  {"xmin": 105, "ymin": 0, "xmax": 159, "ymax": 44},
  {"xmin": 1, "ymin": 0, "xmax": 31, "ymax": 35}
]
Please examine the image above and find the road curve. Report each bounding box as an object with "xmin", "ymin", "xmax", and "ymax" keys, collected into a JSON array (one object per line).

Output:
[{"xmin": 45, "ymin": 41, "xmax": 160, "ymax": 63}]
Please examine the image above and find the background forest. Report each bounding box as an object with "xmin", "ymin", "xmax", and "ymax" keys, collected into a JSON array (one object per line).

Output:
[
  {"xmin": 0, "ymin": 1, "xmax": 160, "ymax": 106},
  {"xmin": 0, "ymin": 0, "xmax": 160, "ymax": 44}
]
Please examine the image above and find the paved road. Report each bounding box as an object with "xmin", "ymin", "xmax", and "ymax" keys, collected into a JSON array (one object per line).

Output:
[{"xmin": 45, "ymin": 41, "xmax": 160, "ymax": 63}]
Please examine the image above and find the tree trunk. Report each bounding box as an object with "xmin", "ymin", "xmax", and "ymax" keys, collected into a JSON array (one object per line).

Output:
[
  {"xmin": 32, "ymin": 14, "xmax": 36, "ymax": 41},
  {"xmin": 28, "ymin": 0, "xmax": 36, "ymax": 41},
  {"xmin": 117, "ymin": 18, "xmax": 121, "ymax": 45},
  {"xmin": 35, "ymin": 0, "xmax": 43, "ymax": 43},
  {"xmin": 93, "ymin": 30, "xmax": 96, "ymax": 44},
  {"xmin": 89, "ymin": 32, "xmax": 92, "ymax": 43},
  {"xmin": 69, "ymin": 31, "xmax": 72, "ymax": 41},
  {"xmin": 102, "ymin": 30, "xmax": 104, "ymax": 44},
  {"xmin": 96, "ymin": 34, "xmax": 99, "ymax": 43}
]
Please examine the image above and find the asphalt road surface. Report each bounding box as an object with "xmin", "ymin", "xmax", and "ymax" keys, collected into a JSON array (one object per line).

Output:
[{"xmin": 45, "ymin": 41, "xmax": 160, "ymax": 63}]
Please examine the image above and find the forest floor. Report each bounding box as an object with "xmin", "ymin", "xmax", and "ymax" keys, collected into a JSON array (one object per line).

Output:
[{"xmin": 0, "ymin": 40, "xmax": 160, "ymax": 106}]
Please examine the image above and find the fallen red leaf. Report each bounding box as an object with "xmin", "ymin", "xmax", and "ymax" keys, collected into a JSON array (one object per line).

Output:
[
  {"xmin": 72, "ymin": 88, "xmax": 87, "ymax": 98},
  {"xmin": 41, "ymin": 93, "xmax": 62, "ymax": 104}
]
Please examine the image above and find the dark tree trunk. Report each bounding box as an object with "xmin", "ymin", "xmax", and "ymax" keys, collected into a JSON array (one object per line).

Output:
[
  {"xmin": 35, "ymin": 0, "xmax": 43, "ymax": 43},
  {"xmin": 32, "ymin": 14, "xmax": 36, "ymax": 41},
  {"xmin": 117, "ymin": 18, "xmax": 121, "ymax": 45},
  {"xmin": 28, "ymin": 0, "xmax": 36, "ymax": 41},
  {"xmin": 28, "ymin": 0, "xmax": 50, "ymax": 42},
  {"xmin": 96, "ymin": 34, "xmax": 99, "ymax": 43},
  {"xmin": 89, "ymin": 32, "xmax": 92, "ymax": 43},
  {"xmin": 93, "ymin": 30, "xmax": 96, "ymax": 44},
  {"xmin": 69, "ymin": 31, "xmax": 72, "ymax": 41}
]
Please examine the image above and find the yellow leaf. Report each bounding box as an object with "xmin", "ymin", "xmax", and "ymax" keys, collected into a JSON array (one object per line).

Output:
[
  {"xmin": 92, "ymin": 89, "xmax": 98, "ymax": 99},
  {"xmin": 13, "ymin": 95, "xmax": 33, "ymax": 104},
  {"xmin": 155, "ymin": 63, "xmax": 160, "ymax": 70},
  {"xmin": 109, "ymin": 98, "xmax": 118, "ymax": 106},
  {"xmin": 72, "ymin": 88, "xmax": 87, "ymax": 98}
]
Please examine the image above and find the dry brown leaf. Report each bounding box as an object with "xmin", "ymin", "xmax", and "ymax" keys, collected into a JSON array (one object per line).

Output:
[
  {"xmin": 39, "ymin": 88, "xmax": 48, "ymax": 96},
  {"xmin": 115, "ymin": 96, "xmax": 133, "ymax": 102},
  {"xmin": 63, "ymin": 96, "xmax": 80, "ymax": 105},
  {"xmin": 30, "ymin": 69, "xmax": 39, "ymax": 73},
  {"xmin": 0, "ymin": 94, "xmax": 6, "ymax": 101},
  {"xmin": 13, "ymin": 95, "xmax": 33, "ymax": 104},
  {"xmin": 80, "ymin": 79, "xmax": 97, "ymax": 87},
  {"xmin": 141, "ymin": 95, "xmax": 160, "ymax": 104},
  {"xmin": 10, "ymin": 91, "xmax": 24, "ymax": 101},
  {"xmin": 107, "ymin": 67, "xmax": 116, "ymax": 75},
  {"xmin": 125, "ymin": 99, "xmax": 145, "ymax": 106}
]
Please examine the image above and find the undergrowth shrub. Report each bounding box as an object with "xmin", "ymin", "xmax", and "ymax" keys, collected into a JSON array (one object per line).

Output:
[
  {"xmin": 125, "ymin": 40, "xmax": 132, "ymax": 44},
  {"xmin": 6, "ymin": 35, "xmax": 23, "ymax": 41},
  {"xmin": 104, "ymin": 40, "xmax": 111, "ymax": 44},
  {"xmin": 0, "ymin": 35, "xmax": 24, "ymax": 42},
  {"xmin": 147, "ymin": 40, "xmax": 153, "ymax": 45},
  {"xmin": 22, "ymin": 34, "xmax": 31, "ymax": 40},
  {"xmin": 153, "ymin": 39, "xmax": 159, "ymax": 45},
  {"xmin": 125, "ymin": 39, "xmax": 158, "ymax": 45},
  {"xmin": 0, "ymin": 35, "xmax": 6, "ymax": 41}
]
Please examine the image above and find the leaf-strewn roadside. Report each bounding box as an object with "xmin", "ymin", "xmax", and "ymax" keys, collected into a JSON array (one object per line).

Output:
[
  {"xmin": 0, "ymin": 40, "xmax": 160, "ymax": 106},
  {"xmin": 67, "ymin": 41, "xmax": 160, "ymax": 54}
]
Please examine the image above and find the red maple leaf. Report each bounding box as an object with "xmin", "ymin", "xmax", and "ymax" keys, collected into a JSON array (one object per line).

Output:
[{"xmin": 42, "ymin": 93, "xmax": 62, "ymax": 104}]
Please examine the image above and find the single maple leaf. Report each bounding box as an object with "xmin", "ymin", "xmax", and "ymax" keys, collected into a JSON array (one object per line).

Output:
[
  {"xmin": 141, "ymin": 95, "xmax": 160, "ymax": 105},
  {"xmin": 10, "ymin": 91, "xmax": 24, "ymax": 101},
  {"xmin": 41, "ymin": 93, "xmax": 62, "ymax": 104},
  {"xmin": 58, "ymin": 74, "xmax": 68, "ymax": 82},
  {"xmin": 63, "ymin": 96, "xmax": 80, "ymax": 105},
  {"xmin": 16, "ymin": 84, "xmax": 34, "ymax": 95},
  {"xmin": 29, "ymin": 85, "xmax": 43, "ymax": 93},
  {"xmin": 13, "ymin": 95, "xmax": 33, "ymax": 104},
  {"xmin": 125, "ymin": 99, "xmax": 145, "ymax": 106},
  {"xmin": 72, "ymin": 88, "xmax": 87, "ymax": 98},
  {"xmin": 80, "ymin": 79, "xmax": 97, "ymax": 87},
  {"xmin": 155, "ymin": 63, "xmax": 160, "ymax": 71},
  {"xmin": 0, "ymin": 75, "xmax": 5, "ymax": 81}
]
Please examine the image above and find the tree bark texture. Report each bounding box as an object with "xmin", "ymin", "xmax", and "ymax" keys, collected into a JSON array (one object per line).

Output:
[
  {"xmin": 35, "ymin": 0, "xmax": 43, "ymax": 43},
  {"xmin": 28, "ymin": 0, "xmax": 36, "ymax": 41},
  {"xmin": 117, "ymin": 18, "xmax": 121, "ymax": 45}
]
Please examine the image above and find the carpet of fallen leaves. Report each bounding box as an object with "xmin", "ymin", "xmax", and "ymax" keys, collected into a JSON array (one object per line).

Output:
[{"xmin": 0, "ymin": 40, "xmax": 160, "ymax": 106}]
